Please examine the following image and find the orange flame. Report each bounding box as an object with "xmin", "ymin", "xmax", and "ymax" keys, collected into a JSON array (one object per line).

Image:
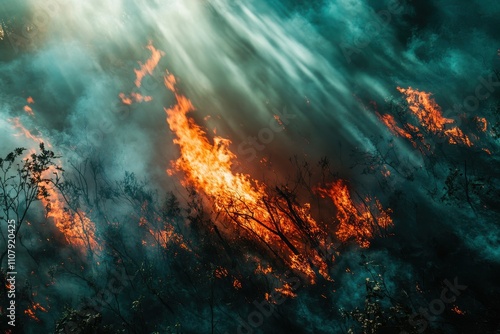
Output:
[
  {"xmin": 24, "ymin": 105, "xmax": 34, "ymax": 116},
  {"xmin": 164, "ymin": 71, "xmax": 332, "ymax": 282},
  {"xmin": 316, "ymin": 180, "xmax": 393, "ymax": 248},
  {"xmin": 9, "ymin": 118, "xmax": 98, "ymax": 253},
  {"xmin": 134, "ymin": 41, "xmax": 164, "ymax": 87},
  {"xmin": 10, "ymin": 117, "xmax": 47, "ymax": 146},
  {"xmin": 119, "ymin": 92, "xmax": 153, "ymax": 105},
  {"xmin": 451, "ymin": 305, "xmax": 465, "ymax": 315},
  {"xmin": 377, "ymin": 113, "xmax": 413, "ymax": 141},
  {"xmin": 24, "ymin": 302, "xmax": 47, "ymax": 321},
  {"xmin": 474, "ymin": 117, "xmax": 488, "ymax": 132},
  {"xmin": 397, "ymin": 87, "xmax": 472, "ymax": 146},
  {"xmin": 43, "ymin": 187, "xmax": 99, "ymax": 252},
  {"xmin": 147, "ymin": 227, "xmax": 189, "ymax": 251}
]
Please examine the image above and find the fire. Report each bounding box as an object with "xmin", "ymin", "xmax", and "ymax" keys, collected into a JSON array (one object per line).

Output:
[
  {"xmin": 43, "ymin": 186, "xmax": 99, "ymax": 252},
  {"xmin": 316, "ymin": 180, "xmax": 393, "ymax": 248},
  {"xmin": 164, "ymin": 70, "xmax": 333, "ymax": 282},
  {"xmin": 147, "ymin": 227, "xmax": 189, "ymax": 251},
  {"xmin": 215, "ymin": 267, "xmax": 229, "ymax": 278},
  {"xmin": 24, "ymin": 97, "xmax": 35, "ymax": 116},
  {"xmin": 451, "ymin": 305, "xmax": 465, "ymax": 315},
  {"xmin": 255, "ymin": 263, "xmax": 273, "ymax": 275},
  {"xmin": 9, "ymin": 118, "xmax": 99, "ymax": 253},
  {"xmin": 375, "ymin": 110, "xmax": 432, "ymax": 154},
  {"xmin": 24, "ymin": 105, "xmax": 34, "ymax": 116},
  {"xmin": 10, "ymin": 117, "xmax": 47, "ymax": 146},
  {"xmin": 233, "ymin": 278, "xmax": 242, "ymax": 289},
  {"xmin": 397, "ymin": 87, "xmax": 472, "ymax": 146},
  {"xmin": 119, "ymin": 42, "xmax": 160, "ymax": 106},
  {"xmin": 377, "ymin": 113, "xmax": 413, "ymax": 141},
  {"xmin": 134, "ymin": 41, "xmax": 165, "ymax": 87},
  {"xmin": 275, "ymin": 283, "xmax": 297, "ymax": 298},
  {"xmin": 119, "ymin": 92, "xmax": 153, "ymax": 105},
  {"xmin": 24, "ymin": 302, "xmax": 48, "ymax": 321},
  {"xmin": 474, "ymin": 116, "xmax": 488, "ymax": 132}
]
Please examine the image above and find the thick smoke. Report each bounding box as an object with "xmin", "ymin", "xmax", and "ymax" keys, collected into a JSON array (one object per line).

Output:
[{"xmin": 0, "ymin": 0, "xmax": 499, "ymax": 333}]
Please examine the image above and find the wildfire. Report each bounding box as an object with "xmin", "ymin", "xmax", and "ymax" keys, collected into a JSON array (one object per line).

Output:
[
  {"xmin": 396, "ymin": 87, "xmax": 472, "ymax": 147},
  {"xmin": 316, "ymin": 180, "xmax": 393, "ymax": 248},
  {"xmin": 163, "ymin": 70, "xmax": 333, "ymax": 283},
  {"xmin": 24, "ymin": 302, "xmax": 48, "ymax": 321},
  {"xmin": 43, "ymin": 187, "xmax": 99, "ymax": 253},
  {"xmin": 9, "ymin": 118, "xmax": 99, "ymax": 253},
  {"xmin": 119, "ymin": 92, "xmax": 153, "ymax": 105}
]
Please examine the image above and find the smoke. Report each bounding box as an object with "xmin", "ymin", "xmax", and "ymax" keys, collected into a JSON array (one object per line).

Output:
[{"xmin": 1, "ymin": 0, "xmax": 499, "ymax": 332}]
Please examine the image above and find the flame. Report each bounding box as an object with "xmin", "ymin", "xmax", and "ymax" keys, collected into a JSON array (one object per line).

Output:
[
  {"xmin": 119, "ymin": 92, "xmax": 153, "ymax": 105},
  {"xmin": 377, "ymin": 113, "xmax": 413, "ymax": 141},
  {"xmin": 474, "ymin": 117, "xmax": 488, "ymax": 132},
  {"xmin": 375, "ymin": 111, "xmax": 432, "ymax": 154},
  {"xmin": 451, "ymin": 305, "xmax": 465, "ymax": 315},
  {"xmin": 119, "ymin": 42, "xmax": 160, "ymax": 107},
  {"xmin": 24, "ymin": 105, "xmax": 34, "ymax": 116},
  {"xmin": 482, "ymin": 148, "xmax": 492, "ymax": 155},
  {"xmin": 24, "ymin": 302, "xmax": 48, "ymax": 321},
  {"xmin": 397, "ymin": 87, "xmax": 472, "ymax": 146},
  {"xmin": 138, "ymin": 201, "xmax": 189, "ymax": 251},
  {"xmin": 9, "ymin": 118, "xmax": 98, "ymax": 253},
  {"xmin": 215, "ymin": 267, "xmax": 229, "ymax": 278},
  {"xmin": 10, "ymin": 117, "xmax": 47, "ymax": 146},
  {"xmin": 316, "ymin": 180, "xmax": 393, "ymax": 248},
  {"xmin": 119, "ymin": 93, "xmax": 133, "ymax": 105},
  {"xmin": 44, "ymin": 187, "xmax": 99, "ymax": 252},
  {"xmin": 164, "ymin": 70, "xmax": 332, "ymax": 282},
  {"xmin": 255, "ymin": 264, "xmax": 273, "ymax": 275},
  {"xmin": 275, "ymin": 283, "xmax": 297, "ymax": 298},
  {"xmin": 147, "ymin": 227, "xmax": 189, "ymax": 251},
  {"xmin": 233, "ymin": 278, "xmax": 242, "ymax": 289},
  {"xmin": 134, "ymin": 41, "xmax": 164, "ymax": 87}
]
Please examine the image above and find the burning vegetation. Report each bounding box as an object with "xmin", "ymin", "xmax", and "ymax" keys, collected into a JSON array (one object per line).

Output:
[{"xmin": 1, "ymin": 40, "xmax": 497, "ymax": 334}]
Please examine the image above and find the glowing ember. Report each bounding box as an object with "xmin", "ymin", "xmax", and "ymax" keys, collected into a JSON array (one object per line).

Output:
[
  {"xmin": 397, "ymin": 87, "xmax": 473, "ymax": 147},
  {"xmin": 44, "ymin": 187, "xmax": 99, "ymax": 253},
  {"xmin": 316, "ymin": 180, "xmax": 393, "ymax": 248},
  {"xmin": 451, "ymin": 305, "xmax": 465, "ymax": 315},
  {"xmin": 119, "ymin": 92, "xmax": 153, "ymax": 105},
  {"xmin": 377, "ymin": 113, "xmax": 413, "ymax": 141}
]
